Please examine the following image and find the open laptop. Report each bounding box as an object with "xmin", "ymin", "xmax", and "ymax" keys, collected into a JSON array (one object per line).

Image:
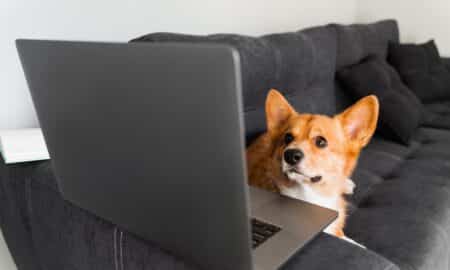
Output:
[{"xmin": 16, "ymin": 40, "xmax": 337, "ymax": 270}]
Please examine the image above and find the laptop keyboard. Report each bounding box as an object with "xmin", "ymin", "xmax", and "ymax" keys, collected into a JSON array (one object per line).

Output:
[{"xmin": 251, "ymin": 218, "xmax": 281, "ymax": 249}]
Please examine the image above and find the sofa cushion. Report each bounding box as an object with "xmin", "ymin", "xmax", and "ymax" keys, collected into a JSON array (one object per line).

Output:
[
  {"xmin": 347, "ymin": 135, "xmax": 419, "ymax": 207},
  {"xmin": 347, "ymin": 128, "xmax": 450, "ymax": 269},
  {"xmin": 0, "ymin": 158, "xmax": 43, "ymax": 270},
  {"xmin": 424, "ymin": 101, "xmax": 450, "ymax": 115},
  {"xmin": 365, "ymin": 136, "xmax": 420, "ymax": 158},
  {"xmin": 422, "ymin": 113, "xmax": 450, "ymax": 130},
  {"xmin": 414, "ymin": 126, "xmax": 450, "ymax": 143},
  {"xmin": 347, "ymin": 175, "xmax": 450, "ymax": 270},
  {"xmin": 283, "ymin": 233, "xmax": 399, "ymax": 270},
  {"xmin": 348, "ymin": 168, "xmax": 384, "ymax": 207},
  {"xmin": 388, "ymin": 40, "xmax": 450, "ymax": 103},
  {"xmin": 348, "ymin": 138, "xmax": 450, "ymax": 269},
  {"xmin": 410, "ymin": 140, "xmax": 450, "ymax": 161},
  {"xmin": 331, "ymin": 20, "xmax": 401, "ymax": 113},
  {"xmin": 333, "ymin": 20, "xmax": 399, "ymax": 70},
  {"xmin": 2, "ymin": 153, "xmax": 402, "ymax": 270},
  {"xmin": 337, "ymin": 56, "xmax": 423, "ymax": 144},
  {"xmin": 443, "ymin": 57, "xmax": 450, "ymax": 71},
  {"xmin": 131, "ymin": 26, "xmax": 339, "ymax": 143}
]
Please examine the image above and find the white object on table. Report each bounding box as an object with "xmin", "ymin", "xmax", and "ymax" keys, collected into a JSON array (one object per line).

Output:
[{"xmin": 0, "ymin": 128, "xmax": 50, "ymax": 164}]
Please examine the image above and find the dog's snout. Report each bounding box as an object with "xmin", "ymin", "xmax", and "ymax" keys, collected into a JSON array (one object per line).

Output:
[{"xmin": 284, "ymin": 149, "xmax": 304, "ymax": 165}]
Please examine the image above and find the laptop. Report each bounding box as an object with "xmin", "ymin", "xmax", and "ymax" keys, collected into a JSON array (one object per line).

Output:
[{"xmin": 16, "ymin": 40, "xmax": 337, "ymax": 270}]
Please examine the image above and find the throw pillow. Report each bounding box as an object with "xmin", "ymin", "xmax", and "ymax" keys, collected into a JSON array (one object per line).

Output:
[
  {"xmin": 337, "ymin": 55, "xmax": 423, "ymax": 145},
  {"xmin": 388, "ymin": 40, "xmax": 450, "ymax": 102}
]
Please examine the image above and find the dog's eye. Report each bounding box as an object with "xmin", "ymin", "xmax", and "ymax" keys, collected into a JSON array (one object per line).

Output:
[
  {"xmin": 284, "ymin": 133, "xmax": 294, "ymax": 144},
  {"xmin": 314, "ymin": 136, "xmax": 327, "ymax": 148}
]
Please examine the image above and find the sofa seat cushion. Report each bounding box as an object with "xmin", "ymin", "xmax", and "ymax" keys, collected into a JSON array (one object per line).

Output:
[
  {"xmin": 413, "ymin": 127, "xmax": 450, "ymax": 143},
  {"xmin": 357, "ymin": 137, "xmax": 419, "ymax": 175},
  {"xmin": 367, "ymin": 137, "xmax": 420, "ymax": 157},
  {"xmin": 282, "ymin": 233, "xmax": 399, "ymax": 270},
  {"xmin": 424, "ymin": 101, "xmax": 450, "ymax": 115},
  {"xmin": 387, "ymin": 129, "xmax": 450, "ymax": 179},
  {"xmin": 346, "ymin": 174, "xmax": 450, "ymax": 270},
  {"xmin": 422, "ymin": 113, "xmax": 450, "ymax": 130},
  {"xmin": 347, "ymin": 142, "xmax": 449, "ymax": 208},
  {"xmin": 347, "ymin": 137, "xmax": 419, "ymax": 208},
  {"xmin": 389, "ymin": 158, "xmax": 450, "ymax": 184},
  {"xmin": 357, "ymin": 150, "xmax": 403, "ymax": 179},
  {"xmin": 347, "ymin": 168, "xmax": 384, "ymax": 208},
  {"xmin": 347, "ymin": 127, "xmax": 450, "ymax": 258},
  {"xmin": 411, "ymin": 141, "xmax": 450, "ymax": 160}
]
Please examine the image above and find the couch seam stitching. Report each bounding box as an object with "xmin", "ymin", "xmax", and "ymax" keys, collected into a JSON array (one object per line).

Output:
[
  {"xmin": 25, "ymin": 175, "xmax": 45, "ymax": 270},
  {"xmin": 120, "ymin": 230, "xmax": 124, "ymax": 270},
  {"xmin": 114, "ymin": 227, "xmax": 118, "ymax": 270}
]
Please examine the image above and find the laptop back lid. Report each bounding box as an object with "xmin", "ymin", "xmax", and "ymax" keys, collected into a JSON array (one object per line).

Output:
[{"xmin": 17, "ymin": 40, "xmax": 252, "ymax": 270}]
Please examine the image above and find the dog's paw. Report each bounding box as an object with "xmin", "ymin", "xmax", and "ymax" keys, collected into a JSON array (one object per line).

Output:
[
  {"xmin": 342, "ymin": 236, "xmax": 366, "ymax": 249},
  {"xmin": 344, "ymin": 178, "xmax": 356, "ymax": 194}
]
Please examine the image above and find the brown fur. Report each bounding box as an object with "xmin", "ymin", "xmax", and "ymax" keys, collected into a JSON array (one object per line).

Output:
[{"xmin": 246, "ymin": 89, "xmax": 379, "ymax": 238}]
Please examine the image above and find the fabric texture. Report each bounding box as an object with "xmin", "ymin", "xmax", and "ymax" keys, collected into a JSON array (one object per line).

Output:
[
  {"xmin": 337, "ymin": 55, "xmax": 423, "ymax": 144},
  {"xmin": 4, "ymin": 19, "xmax": 450, "ymax": 270},
  {"xmin": 0, "ymin": 157, "xmax": 402, "ymax": 270},
  {"xmin": 132, "ymin": 26, "xmax": 339, "ymax": 143},
  {"xmin": 388, "ymin": 40, "xmax": 450, "ymax": 102},
  {"xmin": 443, "ymin": 57, "xmax": 450, "ymax": 71},
  {"xmin": 333, "ymin": 20, "xmax": 399, "ymax": 70}
]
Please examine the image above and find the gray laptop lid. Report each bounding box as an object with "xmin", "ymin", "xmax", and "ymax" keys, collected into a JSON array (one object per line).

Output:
[{"xmin": 17, "ymin": 40, "xmax": 253, "ymax": 270}]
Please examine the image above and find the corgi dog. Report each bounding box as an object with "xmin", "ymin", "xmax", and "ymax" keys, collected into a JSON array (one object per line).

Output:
[{"xmin": 246, "ymin": 89, "xmax": 379, "ymax": 242}]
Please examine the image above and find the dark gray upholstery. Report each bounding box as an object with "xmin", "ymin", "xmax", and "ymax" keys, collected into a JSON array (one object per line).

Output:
[
  {"xmin": 0, "ymin": 157, "xmax": 400, "ymax": 270},
  {"xmin": 132, "ymin": 25, "xmax": 340, "ymax": 142},
  {"xmin": 422, "ymin": 114, "xmax": 450, "ymax": 130},
  {"xmin": 332, "ymin": 20, "xmax": 399, "ymax": 69},
  {"xmin": 336, "ymin": 55, "xmax": 424, "ymax": 144},
  {"xmin": 424, "ymin": 101, "xmax": 450, "ymax": 115},
  {"xmin": 1, "ymin": 19, "xmax": 449, "ymax": 270},
  {"xmin": 443, "ymin": 57, "xmax": 450, "ymax": 71},
  {"xmin": 283, "ymin": 233, "xmax": 398, "ymax": 270}
]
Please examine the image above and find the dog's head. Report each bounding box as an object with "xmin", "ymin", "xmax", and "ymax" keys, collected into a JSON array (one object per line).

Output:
[{"xmin": 265, "ymin": 89, "xmax": 379, "ymax": 196}]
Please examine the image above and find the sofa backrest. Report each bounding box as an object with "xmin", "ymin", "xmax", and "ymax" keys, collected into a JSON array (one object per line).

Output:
[
  {"xmin": 131, "ymin": 20, "xmax": 399, "ymax": 143},
  {"xmin": 332, "ymin": 20, "xmax": 400, "ymax": 112},
  {"xmin": 333, "ymin": 20, "xmax": 399, "ymax": 70}
]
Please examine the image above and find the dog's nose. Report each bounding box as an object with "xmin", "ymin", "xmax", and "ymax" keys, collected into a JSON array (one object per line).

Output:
[{"xmin": 284, "ymin": 149, "xmax": 304, "ymax": 165}]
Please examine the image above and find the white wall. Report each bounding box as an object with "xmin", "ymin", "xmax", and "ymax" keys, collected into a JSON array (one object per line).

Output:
[
  {"xmin": 356, "ymin": 0, "xmax": 450, "ymax": 56},
  {"xmin": 1, "ymin": 0, "xmax": 358, "ymax": 130}
]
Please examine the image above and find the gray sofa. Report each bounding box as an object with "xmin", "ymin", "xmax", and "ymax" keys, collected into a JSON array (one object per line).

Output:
[{"xmin": 1, "ymin": 19, "xmax": 450, "ymax": 270}]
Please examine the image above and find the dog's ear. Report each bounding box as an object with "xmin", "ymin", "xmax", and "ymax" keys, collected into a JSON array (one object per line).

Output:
[
  {"xmin": 337, "ymin": 95, "xmax": 379, "ymax": 147},
  {"xmin": 265, "ymin": 89, "xmax": 295, "ymax": 132}
]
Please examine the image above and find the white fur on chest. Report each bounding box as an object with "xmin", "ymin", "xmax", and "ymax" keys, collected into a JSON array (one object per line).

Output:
[{"xmin": 279, "ymin": 185, "xmax": 338, "ymax": 211}]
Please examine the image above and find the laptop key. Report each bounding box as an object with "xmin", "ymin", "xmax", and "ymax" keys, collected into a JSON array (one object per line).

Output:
[{"xmin": 251, "ymin": 218, "xmax": 281, "ymax": 249}]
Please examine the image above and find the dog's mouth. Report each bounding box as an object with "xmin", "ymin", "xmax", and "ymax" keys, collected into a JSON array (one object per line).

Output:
[{"xmin": 286, "ymin": 168, "xmax": 322, "ymax": 183}]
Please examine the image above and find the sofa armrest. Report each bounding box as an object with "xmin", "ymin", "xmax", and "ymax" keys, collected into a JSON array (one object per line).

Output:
[
  {"xmin": 442, "ymin": 57, "xmax": 450, "ymax": 71},
  {"xmin": 1, "ymin": 160, "xmax": 398, "ymax": 270},
  {"xmin": 282, "ymin": 233, "xmax": 399, "ymax": 270}
]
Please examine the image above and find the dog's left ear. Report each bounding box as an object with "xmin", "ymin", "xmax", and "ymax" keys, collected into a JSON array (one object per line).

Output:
[
  {"xmin": 265, "ymin": 89, "xmax": 296, "ymax": 133},
  {"xmin": 336, "ymin": 95, "xmax": 379, "ymax": 147}
]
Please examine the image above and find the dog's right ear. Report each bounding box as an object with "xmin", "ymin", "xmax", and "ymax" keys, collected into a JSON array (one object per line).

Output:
[
  {"xmin": 265, "ymin": 89, "xmax": 295, "ymax": 132},
  {"xmin": 336, "ymin": 95, "xmax": 379, "ymax": 148}
]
